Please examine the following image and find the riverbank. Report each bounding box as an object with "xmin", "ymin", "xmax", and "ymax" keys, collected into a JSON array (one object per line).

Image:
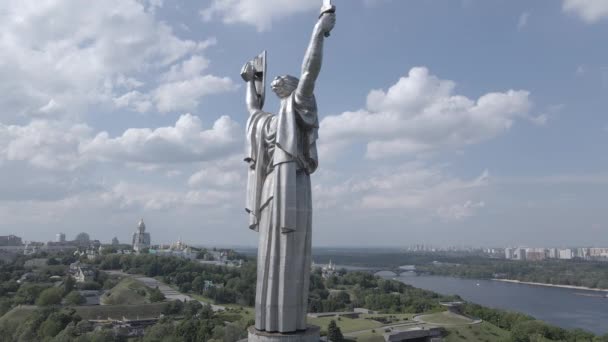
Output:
[
  {"xmin": 397, "ymin": 275, "xmax": 608, "ymax": 334},
  {"xmin": 492, "ymin": 279, "xmax": 608, "ymax": 293}
]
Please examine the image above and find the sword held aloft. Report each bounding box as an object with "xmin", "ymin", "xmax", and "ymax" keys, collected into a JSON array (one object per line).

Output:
[{"xmin": 319, "ymin": 0, "xmax": 336, "ymax": 37}]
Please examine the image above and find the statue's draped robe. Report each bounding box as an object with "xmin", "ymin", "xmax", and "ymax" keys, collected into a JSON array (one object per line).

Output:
[{"xmin": 245, "ymin": 91, "xmax": 318, "ymax": 333}]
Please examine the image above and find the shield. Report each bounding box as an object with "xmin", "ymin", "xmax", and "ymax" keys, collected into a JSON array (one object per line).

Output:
[{"xmin": 251, "ymin": 50, "xmax": 267, "ymax": 109}]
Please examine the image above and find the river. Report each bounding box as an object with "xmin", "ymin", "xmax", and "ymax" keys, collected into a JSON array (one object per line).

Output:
[{"xmin": 394, "ymin": 274, "xmax": 608, "ymax": 335}]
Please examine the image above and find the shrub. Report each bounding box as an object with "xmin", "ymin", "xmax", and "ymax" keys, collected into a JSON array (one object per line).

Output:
[
  {"xmin": 36, "ymin": 287, "xmax": 63, "ymax": 306},
  {"xmin": 64, "ymin": 291, "xmax": 86, "ymax": 305}
]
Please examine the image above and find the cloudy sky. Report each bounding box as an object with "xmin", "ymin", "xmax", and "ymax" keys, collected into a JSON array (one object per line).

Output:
[{"xmin": 0, "ymin": 0, "xmax": 607, "ymax": 247}]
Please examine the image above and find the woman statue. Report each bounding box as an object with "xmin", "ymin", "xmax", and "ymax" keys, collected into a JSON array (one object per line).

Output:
[{"xmin": 241, "ymin": 6, "xmax": 336, "ymax": 334}]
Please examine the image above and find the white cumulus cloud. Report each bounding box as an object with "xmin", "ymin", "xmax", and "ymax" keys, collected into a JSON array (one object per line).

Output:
[
  {"xmin": 320, "ymin": 67, "xmax": 535, "ymax": 159},
  {"xmin": 517, "ymin": 11, "xmax": 530, "ymax": 30},
  {"xmin": 201, "ymin": 0, "xmax": 318, "ymax": 31},
  {"xmin": 0, "ymin": 120, "xmax": 92, "ymax": 169},
  {"xmin": 0, "ymin": 0, "xmax": 229, "ymax": 120},
  {"xmin": 563, "ymin": 0, "xmax": 608, "ymax": 23},
  {"xmin": 313, "ymin": 163, "xmax": 490, "ymax": 221},
  {"xmin": 80, "ymin": 114, "xmax": 241, "ymax": 164}
]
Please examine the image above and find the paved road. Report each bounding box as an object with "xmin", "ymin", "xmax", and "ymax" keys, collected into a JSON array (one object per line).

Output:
[{"xmin": 104, "ymin": 270, "xmax": 225, "ymax": 312}]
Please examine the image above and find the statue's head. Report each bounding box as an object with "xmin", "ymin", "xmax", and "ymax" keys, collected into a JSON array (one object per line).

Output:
[{"xmin": 271, "ymin": 75, "xmax": 299, "ymax": 99}]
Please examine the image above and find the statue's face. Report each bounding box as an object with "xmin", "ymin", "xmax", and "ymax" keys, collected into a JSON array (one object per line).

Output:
[{"xmin": 271, "ymin": 76, "xmax": 296, "ymax": 99}]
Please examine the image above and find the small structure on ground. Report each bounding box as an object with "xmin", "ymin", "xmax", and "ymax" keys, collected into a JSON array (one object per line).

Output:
[
  {"xmin": 384, "ymin": 327, "xmax": 443, "ymax": 342},
  {"xmin": 354, "ymin": 308, "xmax": 379, "ymax": 314},
  {"xmin": 439, "ymin": 301, "xmax": 465, "ymax": 315}
]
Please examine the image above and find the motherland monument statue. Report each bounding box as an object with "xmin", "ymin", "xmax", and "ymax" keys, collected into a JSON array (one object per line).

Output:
[{"xmin": 241, "ymin": 1, "xmax": 336, "ymax": 341}]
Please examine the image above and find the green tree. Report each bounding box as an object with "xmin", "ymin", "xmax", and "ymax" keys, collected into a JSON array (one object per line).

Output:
[
  {"xmin": 149, "ymin": 286, "xmax": 166, "ymax": 302},
  {"xmin": 143, "ymin": 321, "xmax": 180, "ymax": 342},
  {"xmin": 14, "ymin": 283, "xmax": 47, "ymax": 305},
  {"xmin": 65, "ymin": 291, "xmax": 86, "ymax": 305},
  {"xmin": 63, "ymin": 275, "xmax": 75, "ymax": 294},
  {"xmin": 0, "ymin": 297, "xmax": 13, "ymax": 316},
  {"xmin": 36, "ymin": 287, "xmax": 64, "ymax": 306},
  {"xmin": 327, "ymin": 320, "xmax": 344, "ymax": 342},
  {"xmin": 39, "ymin": 316, "xmax": 64, "ymax": 338}
]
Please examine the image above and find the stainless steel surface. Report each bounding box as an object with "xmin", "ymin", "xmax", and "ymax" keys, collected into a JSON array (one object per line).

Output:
[{"xmin": 242, "ymin": 3, "xmax": 336, "ymax": 336}]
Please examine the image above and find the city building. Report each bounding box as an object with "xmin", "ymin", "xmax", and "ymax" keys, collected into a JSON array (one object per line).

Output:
[
  {"xmin": 548, "ymin": 248, "xmax": 558, "ymax": 259},
  {"xmin": 56, "ymin": 233, "xmax": 66, "ymax": 243},
  {"xmin": 559, "ymin": 248, "xmax": 573, "ymax": 260},
  {"xmin": 575, "ymin": 247, "xmax": 590, "ymax": 259},
  {"xmin": 590, "ymin": 248, "xmax": 608, "ymax": 258},
  {"xmin": 505, "ymin": 248, "xmax": 514, "ymax": 259},
  {"xmin": 112, "ymin": 237, "xmax": 120, "ymax": 245},
  {"xmin": 0, "ymin": 235, "xmax": 23, "ymax": 246},
  {"xmin": 149, "ymin": 237, "xmax": 197, "ymax": 260},
  {"xmin": 526, "ymin": 250, "xmax": 546, "ymax": 261},
  {"xmin": 514, "ymin": 248, "xmax": 526, "ymax": 261},
  {"xmin": 132, "ymin": 218, "xmax": 151, "ymax": 253},
  {"xmin": 322, "ymin": 260, "xmax": 337, "ymax": 279}
]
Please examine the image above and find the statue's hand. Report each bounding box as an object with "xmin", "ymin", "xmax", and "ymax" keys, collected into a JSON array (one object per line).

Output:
[
  {"xmin": 240, "ymin": 62, "xmax": 255, "ymax": 82},
  {"xmin": 317, "ymin": 12, "xmax": 336, "ymax": 36}
]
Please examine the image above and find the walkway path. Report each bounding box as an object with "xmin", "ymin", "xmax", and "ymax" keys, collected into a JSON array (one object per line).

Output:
[
  {"xmin": 344, "ymin": 311, "xmax": 482, "ymax": 338},
  {"xmin": 413, "ymin": 312, "xmax": 482, "ymax": 327},
  {"xmin": 104, "ymin": 270, "xmax": 225, "ymax": 312},
  {"xmin": 344, "ymin": 321, "xmax": 420, "ymax": 337}
]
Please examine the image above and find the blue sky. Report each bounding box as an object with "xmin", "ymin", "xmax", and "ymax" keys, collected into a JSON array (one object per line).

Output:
[{"xmin": 0, "ymin": 0, "xmax": 606, "ymax": 247}]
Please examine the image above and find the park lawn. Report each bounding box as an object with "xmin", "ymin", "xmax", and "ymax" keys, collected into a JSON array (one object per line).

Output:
[
  {"xmin": 231, "ymin": 306, "xmax": 255, "ymax": 322},
  {"xmin": 417, "ymin": 311, "xmax": 475, "ymax": 325},
  {"xmin": 445, "ymin": 322, "xmax": 511, "ymax": 342},
  {"xmin": 216, "ymin": 306, "xmax": 255, "ymax": 323},
  {"xmin": 189, "ymin": 293, "xmax": 216, "ymax": 305},
  {"xmin": 309, "ymin": 316, "xmax": 382, "ymax": 334}
]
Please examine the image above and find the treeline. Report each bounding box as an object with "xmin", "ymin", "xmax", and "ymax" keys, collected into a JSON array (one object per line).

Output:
[
  {"xmin": 308, "ymin": 269, "xmax": 457, "ymax": 314},
  {"xmin": 312, "ymin": 251, "xmax": 489, "ymax": 269},
  {"xmin": 417, "ymin": 259, "xmax": 608, "ymax": 289},
  {"xmin": 95, "ymin": 254, "xmax": 257, "ymax": 306},
  {"xmin": 0, "ymin": 251, "xmax": 98, "ymax": 316},
  {"xmin": 462, "ymin": 303, "xmax": 608, "ymax": 342},
  {"xmin": 0, "ymin": 298, "xmax": 248, "ymax": 341}
]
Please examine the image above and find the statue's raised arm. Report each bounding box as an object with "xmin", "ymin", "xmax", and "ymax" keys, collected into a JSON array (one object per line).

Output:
[
  {"xmin": 295, "ymin": 5, "xmax": 336, "ymax": 100},
  {"xmin": 242, "ymin": 64, "xmax": 261, "ymax": 115}
]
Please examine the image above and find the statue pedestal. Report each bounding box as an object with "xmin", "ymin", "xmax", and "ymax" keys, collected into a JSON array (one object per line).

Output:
[{"xmin": 247, "ymin": 325, "xmax": 320, "ymax": 342}]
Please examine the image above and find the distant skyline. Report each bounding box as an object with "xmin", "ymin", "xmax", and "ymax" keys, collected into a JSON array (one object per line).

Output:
[{"xmin": 0, "ymin": 0, "xmax": 607, "ymax": 247}]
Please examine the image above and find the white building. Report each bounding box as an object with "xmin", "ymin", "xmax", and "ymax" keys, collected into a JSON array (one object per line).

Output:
[
  {"xmin": 590, "ymin": 248, "xmax": 608, "ymax": 258},
  {"xmin": 132, "ymin": 218, "xmax": 151, "ymax": 253},
  {"xmin": 548, "ymin": 248, "xmax": 559, "ymax": 259},
  {"xmin": 514, "ymin": 248, "xmax": 526, "ymax": 260},
  {"xmin": 559, "ymin": 248, "xmax": 573, "ymax": 260},
  {"xmin": 56, "ymin": 233, "xmax": 66, "ymax": 243},
  {"xmin": 322, "ymin": 260, "xmax": 336, "ymax": 279},
  {"xmin": 505, "ymin": 248, "xmax": 514, "ymax": 260},
  {"xmin": 576, "ymin": 247, "xmax": 590, "ymax": 259}
]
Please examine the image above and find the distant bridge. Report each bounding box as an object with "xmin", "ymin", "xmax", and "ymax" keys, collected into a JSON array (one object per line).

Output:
[{"xmin": 373, "ymin": 270, "xmax": 416, "ymax": 277}]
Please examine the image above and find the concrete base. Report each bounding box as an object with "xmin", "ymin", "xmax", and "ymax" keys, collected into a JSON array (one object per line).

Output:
[{"xmin": 246, "ymin": 325, "xmax": 320, "ymax": 342}]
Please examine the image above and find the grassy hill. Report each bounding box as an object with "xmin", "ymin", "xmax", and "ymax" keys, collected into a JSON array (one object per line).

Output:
[
  {"xmin": 0, "ymin": 305, "xmax": 37, "ymax": 327},
  {"xmin": 444, "ymin": 322, "xmax": 511, "ymax": 342},
  {"xmin": 100, "ymin": 278, "xmax": 152, "ymax": 305}
]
